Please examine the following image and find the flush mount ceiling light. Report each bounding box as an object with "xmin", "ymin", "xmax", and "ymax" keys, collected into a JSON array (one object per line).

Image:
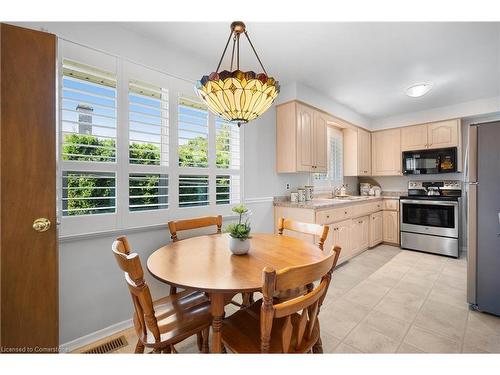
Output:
[
  {"xmin": 195, "ymin": 21, "xmax": 279, "ymax": 127},
  {"xmin": 406, "ymin": 83, "xmax": 433, "ymax": 98}
]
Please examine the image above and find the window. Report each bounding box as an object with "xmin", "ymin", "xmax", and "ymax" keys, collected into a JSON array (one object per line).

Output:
[
  {"xmin": 178, "ymin": 97, "xmax": 208, "ymax": 168},
  {"xmin": 216, "ymin": 118, "xmax": 240, "ymax": 169},
  {"xmin": 58, "ymin": 41, "xmax": 243, "ymax": 236},
  {"xmin": 129, "ymin": 174, "xmax": 168, "ymax": 211},
  {"xmin": 62, "ymin": 171, "xmax": 116, "ymax": 216},
  {"xmin": 61, "ymin": 60, "xmax": 117, "ymax": 163},
  {"xmin": 179, "ymin": 175, "xmax": 209, "ymax": 207},
  {"xmin": 313, "ymin": 126, "xmax": 343, "ymax": 190},
  {"xmin": 216, "ymin": 175, "xmax": 241, "ymax": 205},
  {"xmin": 128, "ymin": 80, "xmax": 168, "ymax": 166}
]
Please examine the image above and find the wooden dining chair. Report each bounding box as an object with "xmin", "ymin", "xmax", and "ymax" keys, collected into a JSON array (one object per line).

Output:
[
  {"xmin": 167, "ymin": 215, "xmax": 222, "ymax": 295},
  {"xmin": 276, "ymin": 218, "xmax": 330, "ymax": 301},
  {"xmin": 220, "ymin": 245, "xmax": 341, "ymax": 353},
  {"xmin": 277, "ymin": 217, "xmax": 330, "ymax": 250},
  {"xmin": 112, "ymin": 236, "xmax": 212, "ymax": 353}
]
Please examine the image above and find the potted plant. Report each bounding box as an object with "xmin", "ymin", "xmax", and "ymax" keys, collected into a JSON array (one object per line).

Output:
[{"xmin": 226, "ymin": 204, "xmax": 252, "ymax": 255}]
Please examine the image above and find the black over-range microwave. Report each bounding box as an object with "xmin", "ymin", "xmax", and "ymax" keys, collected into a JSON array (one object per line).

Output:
[{"xmin": 402, "ymin": 147, "xmax": 458, "ymax": 175}]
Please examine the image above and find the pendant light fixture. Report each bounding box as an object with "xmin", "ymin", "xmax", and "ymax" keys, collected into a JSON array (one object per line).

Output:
[{"xmin": 195, "ymin": 21, "xmax": 280, "ymax": 127}]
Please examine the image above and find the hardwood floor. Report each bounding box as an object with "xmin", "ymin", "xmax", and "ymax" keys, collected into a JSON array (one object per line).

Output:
[{"xmin": 74, "ymin": 245, "xmax": 500, "ymax": 354}]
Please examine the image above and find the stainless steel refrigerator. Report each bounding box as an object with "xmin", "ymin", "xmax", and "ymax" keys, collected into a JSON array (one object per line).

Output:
[{"xmin": 466, "ymin": 121, "xmax": 500, "ymax": 316}]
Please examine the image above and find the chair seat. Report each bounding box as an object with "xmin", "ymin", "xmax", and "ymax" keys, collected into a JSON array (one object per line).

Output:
[
  {"xmin": 221, "ymin": 300, "xmax": 320, "ymax": 353},
  {"xmin": 135, "ymin": 290, "xmax": 212, "ymax": 347}
]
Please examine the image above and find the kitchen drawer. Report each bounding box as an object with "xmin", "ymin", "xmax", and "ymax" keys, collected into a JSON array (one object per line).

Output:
[
  {"xmin": 351, "ymin": 202, "xmax": 371, "ymax": 218},
  {"xmin": 366, "ymin": 200, "xmax": 383, "ymax": 213},
  {"xmin": 316, "ymin": 206, "xmax": 352, "ymax": 224},
  {"xmin": 383, "ymin": 199, "xmax": 399, "ymax": 211}
]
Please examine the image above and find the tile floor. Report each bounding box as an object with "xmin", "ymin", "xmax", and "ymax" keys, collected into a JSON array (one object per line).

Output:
[{"xmin": 76, "ymin": 245, "xmax": 500, "ymax": 354}]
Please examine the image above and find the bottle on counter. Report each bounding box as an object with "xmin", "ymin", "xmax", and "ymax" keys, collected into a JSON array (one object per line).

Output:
[{"xmin": 290, "ymin": 191, "xmax": 299, "ymax": 203}]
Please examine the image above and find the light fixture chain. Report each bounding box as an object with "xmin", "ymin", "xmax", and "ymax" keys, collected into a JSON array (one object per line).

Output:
[
  {"xmin": 215, "ymin": 29, "xmax": 234, "ymax": 73},
  {"xmin": 230, "ymin": 35, "xmax": 236, "ymax": 71},
  {"xmin": 237, "ymin": 33, "xmax": 240, "ymax": 70},
  {"xmin": 243, "ymin": 31, "xmax": 268, "ymax": 76}
]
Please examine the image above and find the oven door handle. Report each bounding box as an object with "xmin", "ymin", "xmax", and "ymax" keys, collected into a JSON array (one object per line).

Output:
[{"xmin": 400, "ymin": 199, "xmax": 459, "ymax": 206}]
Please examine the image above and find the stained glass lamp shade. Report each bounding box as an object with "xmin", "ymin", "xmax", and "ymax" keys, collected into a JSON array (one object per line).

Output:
[{"xmin": 195, "ymin": 22, "xmax": 280, "ymax": 127}]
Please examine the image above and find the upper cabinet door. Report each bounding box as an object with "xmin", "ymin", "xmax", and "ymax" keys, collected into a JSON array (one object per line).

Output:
[
  {"xmin": 357, "ymin": 128, "xmax": 371, "ymax": 175},
  {"xmin": 296, "ymin": 104, "xmax": 314, "ymax": 171},
  {"xmin": 401, "ymin": 124, "xmax": 428, "ymax": 151},
  {"xmin": 427, "ymin": 119, "xmax": 459, "ymax": 149},
  {"xmin": 371, "ymin": 128, "xmax": 402, "ymax": 176},
  {"xmin": 313, "ymin": 111, "xmax": 328, "ymax": 173}
]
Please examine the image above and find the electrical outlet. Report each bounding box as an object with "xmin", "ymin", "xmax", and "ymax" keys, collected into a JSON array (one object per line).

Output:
[{"xmin": 286, "ymin": 183, "xmax": 290, "ymax": 190}]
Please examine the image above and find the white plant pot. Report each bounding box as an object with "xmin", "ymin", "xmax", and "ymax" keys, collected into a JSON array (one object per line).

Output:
[{"xmin": 229, "ymin": 236, "xmax": 250, "ymax": 255}]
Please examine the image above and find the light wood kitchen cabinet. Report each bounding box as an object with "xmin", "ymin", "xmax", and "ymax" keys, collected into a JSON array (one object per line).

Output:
[
  {"xmin": 427, "ymin": 119, "xmax": 459, "ymax": 149},
  {"xmin": 401, "ymin": 119, "xmax": 460, "ymax": 152},
  {"xmin": 383, "ymin": 210, "xmax": 399, "ymax": 244},
  {"xmin": 297, "ymin": 103, "xmax": 314, "ymax": 171},
  {"xmin": 369, "ymin": 211, "xmax": 383, "ymax": 247},
  {"xmin": 401, "ymin": 124, "xmax": 428, "ymax": 151},
  {"xmin": 371, "ymin": 128, "xmax": 402, "ymax": 176},
  {"xmin": 351, "ymin": 216, "xmax": 370, "ymax": 255},
  {"xmin": 276, "ymin": 101, "xmax": 328, "ymax": 173},
  {"xmin": 331, "ymin": 219, "xmax": 352, "ymax": 262},
  {"xmin": 313, "ymin": 110, "xmax": 328, "ymax": 172},
  {"xmin": 344, "ymin": 127, "xmax": 371, "ymax": 176}
]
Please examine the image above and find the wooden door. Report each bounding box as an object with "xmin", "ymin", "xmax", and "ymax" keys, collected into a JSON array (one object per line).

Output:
[
  {"xmin": 369, "ymin": 212, "xmax": 383, "ymax": 247},
  {"xmin": 427, "ymin": 120, "xmax": 459, "ymax": 149},
  {"xmin": 357, "ymin": 128, "xmax": 371, "ymax": 175},
  {"xmin": 372, "ymin": 128, "xmax": 402, "ymax": 176},
  {"xmin": 401, "ymin": 124, "xmax": 428, "ymax": 151},
  {"xmin": 383, "ymin": 211, "xmax": 399, "ymax": 244},
  {"xmin": 0, "ymin": 24, "xmax": 58, "ymax": 351},
  {"xmin": 296, "ymin": 104, "xmax": 314, "ymax": 172},
  {"xmin": 332, "ymin": 219, "xmax": 351, "ymax": 263},
  {"xmin": 313, "ymin": 111, "xmax": 328, "ymax": 173}
]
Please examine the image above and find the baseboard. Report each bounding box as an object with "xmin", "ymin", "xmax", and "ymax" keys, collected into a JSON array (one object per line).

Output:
[{"xmin": 59, "ymin": 318, "xmax": 133, "ymax": 353}]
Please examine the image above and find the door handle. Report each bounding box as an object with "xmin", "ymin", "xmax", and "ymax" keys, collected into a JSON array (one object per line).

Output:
[{"xmin": 33, "ymin": 218, "xmax": 51, "ymax": 232}]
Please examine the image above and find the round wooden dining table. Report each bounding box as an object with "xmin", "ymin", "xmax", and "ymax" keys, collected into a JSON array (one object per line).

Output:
[{"xmin": 147, "ymin": 232, "xmax": 326, "ymax": 353}]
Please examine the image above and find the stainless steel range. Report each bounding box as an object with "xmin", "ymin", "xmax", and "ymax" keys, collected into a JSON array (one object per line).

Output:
[{"xmin": 400, "ymin": 180, "xmax": 461, "ymax": 258}]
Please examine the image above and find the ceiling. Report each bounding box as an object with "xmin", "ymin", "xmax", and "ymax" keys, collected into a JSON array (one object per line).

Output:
[{"xmin": 120, "ymin": 22, "xmax": 500, "ymax": 120}]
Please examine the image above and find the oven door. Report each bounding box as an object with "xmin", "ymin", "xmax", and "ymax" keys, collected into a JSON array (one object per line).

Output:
[{"xmin": 400, "ymin": 199, "xmax": 459, "ymax": 238}]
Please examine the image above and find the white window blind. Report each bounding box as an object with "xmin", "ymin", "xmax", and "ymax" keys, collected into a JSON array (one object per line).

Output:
[
  {"xmin": 178, "ymin": 175, "xmax": 209, "ymax": 207},
  {"xmin": 178, "ymin": 97, "xmax": 208, "ymax": 168},
  {"xmin": 313, "ymin": 126, "xmax": 343, "ymax": 190},
  {"xmin": 129, "ymin": 173, "xmax": 168, "ymax": 211},
  {"xmin": 58, "ymin": 41, "xmax": 243, "ymax": 237},
  {"xmin": 128, "ymin": 80, "xmax": 168, "ymax": 166},
  {"xmin": 216, "ymin": 175, "xmax": 241, "ymax": 205},
  {"xmin": 216, "ymin": 118, "xmax": 240, "ymax": 169},
  {"xmin": 62, "ymin": 171, "xmax": 116, "ymax": 216},
  {"xmin": 61, "ymin": 60, "xmax": 117, "ymax": 162}
]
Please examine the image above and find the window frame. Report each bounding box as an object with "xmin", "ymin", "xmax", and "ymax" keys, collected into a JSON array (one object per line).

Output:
[
  {"xmin": 58, "ymin": 40, "xmax": 244, "ymax": 237},
  {"xmin": 312, "ymin": 125, "xmax": 344, "ymax": 192}
]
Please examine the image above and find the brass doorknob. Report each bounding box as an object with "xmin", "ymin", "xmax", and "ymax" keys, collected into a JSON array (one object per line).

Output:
[{"xmin": 33, "ymin": 218, "xmax": 51, "ymax": 232}]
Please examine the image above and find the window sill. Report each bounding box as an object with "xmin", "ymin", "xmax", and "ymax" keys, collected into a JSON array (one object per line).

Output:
[{"xmin": 58, "ymin": 214, "xmax": 239, "ymax": 243}]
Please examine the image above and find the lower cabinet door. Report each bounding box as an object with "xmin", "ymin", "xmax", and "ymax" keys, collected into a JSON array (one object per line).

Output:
[
  {"xmin": 369, "ymin": 211, "xmax": 383, "ymax": 247},
  {"xmin": 383, "ymin": 210, "xmax": 399, "ymax": 244},
  {"xmin": 331, "ymin": 219, "xmax": 352, "ymax": 263},
  {"xmin": 350, "ymin": 216, "xmax": 369, "ymax": 255}
]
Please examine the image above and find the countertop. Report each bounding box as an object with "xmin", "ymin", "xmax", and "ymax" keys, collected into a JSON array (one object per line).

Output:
[{"xmin": 273, "ymin": 192, "xmax": 403, "ymax": 210}]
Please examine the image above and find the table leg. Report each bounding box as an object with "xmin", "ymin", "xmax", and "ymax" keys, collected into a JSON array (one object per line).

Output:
[{"xmin": 210, "ymin": 293, "xmax": 225, "ymax": 353}]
